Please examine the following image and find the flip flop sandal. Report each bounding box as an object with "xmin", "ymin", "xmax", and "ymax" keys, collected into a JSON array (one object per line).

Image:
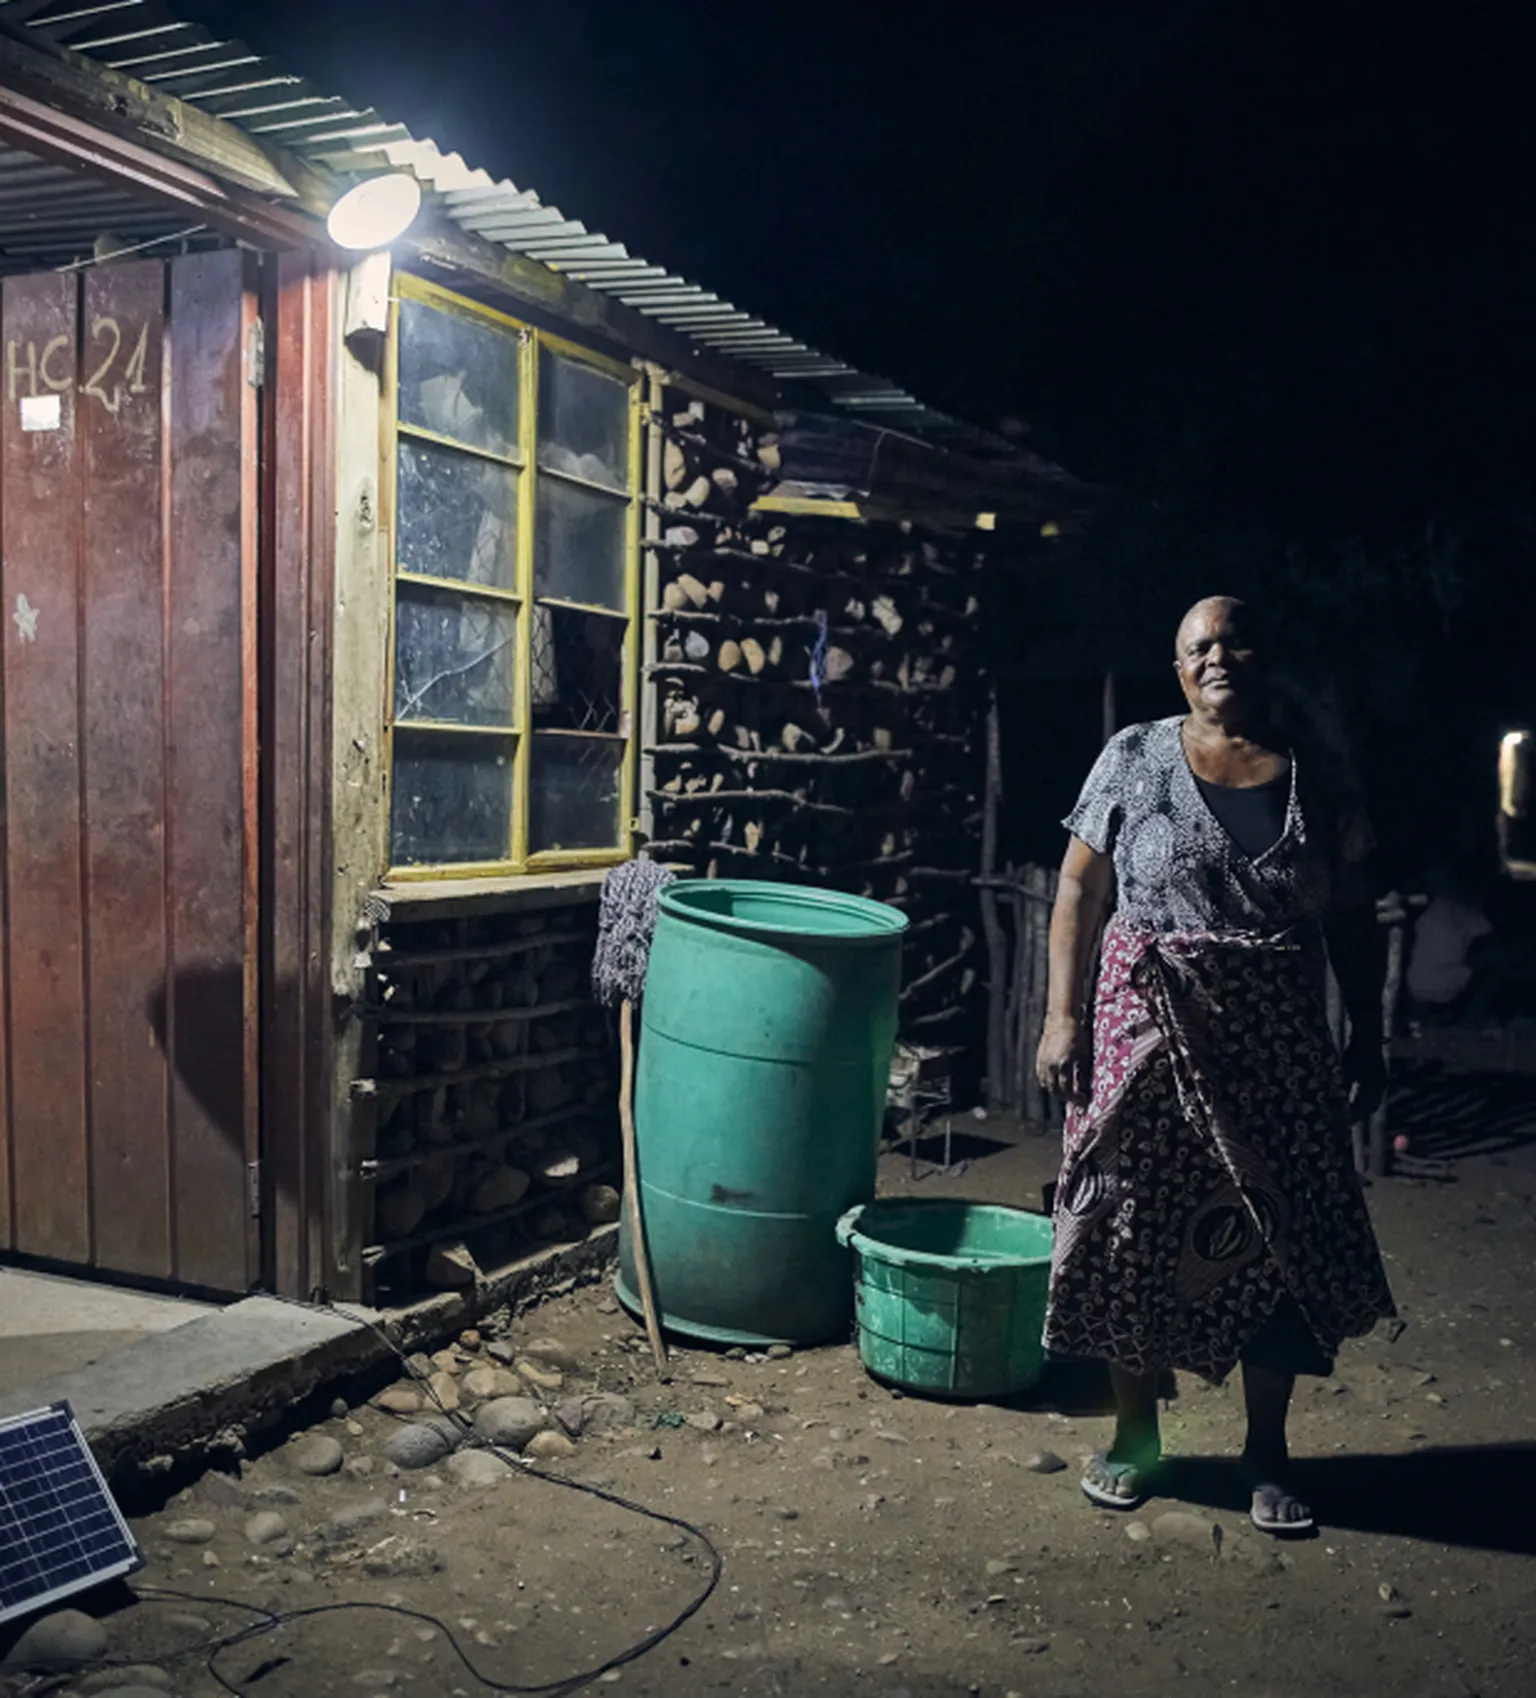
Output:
[
  {"xmin": 1081, "ymin": 1450, "xmax": 1154, "ymax": 1511},
  {"xmin": 1249, "ymin": 1484, "xmax": 1315, "ymax": 1535}
]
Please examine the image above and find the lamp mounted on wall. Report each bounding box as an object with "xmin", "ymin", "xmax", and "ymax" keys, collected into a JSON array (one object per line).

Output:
[{"xmin": 326, "ymin": 173, "xmax": 422, "ymax": 253}]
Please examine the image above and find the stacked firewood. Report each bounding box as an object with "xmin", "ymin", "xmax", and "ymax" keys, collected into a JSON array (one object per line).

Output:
[
  {"xmin": 646, "ymin": 387, "xmax": 987, "ymax": 1100},
  {"xmin": 358, "ymin": 904, "xmax": 619, "ymax": 1295}
]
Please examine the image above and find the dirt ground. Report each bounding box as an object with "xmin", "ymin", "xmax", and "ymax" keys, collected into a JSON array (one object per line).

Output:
[{"xmin": 15, "ymin": 1030, "xmax": 1536, "ymax": 1698}]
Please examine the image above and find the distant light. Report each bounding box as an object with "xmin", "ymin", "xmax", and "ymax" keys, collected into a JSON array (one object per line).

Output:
[
  {"xmin": 327, "ymin": 174, "xmax": 421, "ymax": 252},
  {"xmin": 1500, "ymin": 729, "xmax": 1531, "ymax": 820},
  {"xmin": 1040, "ymin": 520, "xmax": 1061, "ymax": 538},
  {"xmin": 976, "ymin": 512, "xmax": 996, "ymax": 532}
]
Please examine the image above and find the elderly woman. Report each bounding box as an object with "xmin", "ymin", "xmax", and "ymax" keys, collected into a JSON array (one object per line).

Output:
[{"xmin": 1036, "ymin": 596, "xmax": 1395, "ymax": 1534}]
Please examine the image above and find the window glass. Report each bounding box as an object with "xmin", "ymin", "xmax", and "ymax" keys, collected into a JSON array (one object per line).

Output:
[
  {"xmin": 398, "ymin": 295, "xmax": 520, "ymax": 456},
  {"xmin": 396, "ymin": 437, "xmax": 518, "ymax": 591},
  {"xmin": 529, "ymin": 734, "xmax": 625, "ymax": 854},
  {"xmin": 391, "ymin": 731, "xmax": 515, "ymax": 866},
  {"xmin": 533, "ymin": 474, "xmax": 626, "ymax": 609},
  {"xmin": 538, "ymin": 353, "xmax": 627, "ymax": 491},
  {"xmin": 394, "ymin": 586, "xmax": 516, "ymax": 727}
]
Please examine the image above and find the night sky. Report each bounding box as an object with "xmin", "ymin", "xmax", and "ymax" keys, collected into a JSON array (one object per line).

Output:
[
  {"xmin": 179, "ymin": 0, "xmax": 1535, "ymax": 871},
  {"xmin": 180, "ymin": 0, "xmax": 1534, "ymax": 537}
]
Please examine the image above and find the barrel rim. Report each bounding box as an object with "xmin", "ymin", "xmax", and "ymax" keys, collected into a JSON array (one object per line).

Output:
[
  {"xmin": 835, "ymin": 1198, "xmax": 1054, "ymax": 1273},
  {"xmin": 658, "ymin": 877, "xmax": 909, "ymax": 942}
]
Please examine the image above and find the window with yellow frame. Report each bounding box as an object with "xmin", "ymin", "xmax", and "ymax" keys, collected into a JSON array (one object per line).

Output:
[{"xmin": 384, "ymin": 276, "xmax": 641, "ymax": 877}]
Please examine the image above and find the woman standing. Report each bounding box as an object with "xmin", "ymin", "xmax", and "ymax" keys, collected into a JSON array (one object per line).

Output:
[{"xmin": 1036, "ymin": 596, "xmax": 1395, "ymax": 1534}]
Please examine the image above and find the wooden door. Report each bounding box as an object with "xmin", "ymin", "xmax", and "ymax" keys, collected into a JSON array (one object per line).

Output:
[{"xmin": 0, "ymin": 251, "xmax": 260, "ymax": 1292}]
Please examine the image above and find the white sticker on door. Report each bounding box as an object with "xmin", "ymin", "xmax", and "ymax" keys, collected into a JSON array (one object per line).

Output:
[{"xmin": 19, "ymin": 394, "xmax": 61, "ymax": 432}]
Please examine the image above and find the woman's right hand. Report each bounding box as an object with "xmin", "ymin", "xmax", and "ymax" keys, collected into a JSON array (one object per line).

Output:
[{"xmin": 1036, "ymin": 1012, "xmax": 1090, "ymax": 1106}]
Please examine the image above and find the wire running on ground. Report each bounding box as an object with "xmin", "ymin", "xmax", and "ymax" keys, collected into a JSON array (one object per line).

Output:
[{"xmin": 73, "ymin": 1293, "xmax": 724, "ymax": 1698}]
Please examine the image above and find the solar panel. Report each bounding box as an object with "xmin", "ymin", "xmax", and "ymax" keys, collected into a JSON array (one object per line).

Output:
[{"xmin": 0, "ymin": 1402, "xmax": 143, "ymax": 1627}]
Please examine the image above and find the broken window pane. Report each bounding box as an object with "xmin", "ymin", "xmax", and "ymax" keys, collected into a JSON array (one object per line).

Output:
[
  {"xmin": 530, "ymin": 604, "xmax": 626, "ymax": 734},
  {"xmin": 397, "ymin": 437, "xmax": 518, "ymax": 591},
  {"xmin": 391, "ymin": 730, "xmax": 514, "ymax": 866},
  {"xmin": 394, "ymin": 585, "xmax": 516, "ymax": 727},
  {"xmin": 534, "ymin": 474, "xmax": 626, "ymax": 609},
  {"xmin": 538, "ymin": 353, "xmax": 627, "ymax": 491},
  {"xmin": 529, "ymin": 734, "xmax": 624, "ymax": 854},
  {"xmin": 398, "ymin": 295, "xmax": 520, "ymax": 457}
]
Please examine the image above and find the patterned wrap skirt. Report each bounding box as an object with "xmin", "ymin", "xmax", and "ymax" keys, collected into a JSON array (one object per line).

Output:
[{"xmin": 1043, "ymin": 919, "xmax": 1396, "ymax": 1382}]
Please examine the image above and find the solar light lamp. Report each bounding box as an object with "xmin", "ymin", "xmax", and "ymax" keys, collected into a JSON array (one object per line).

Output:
[{"xmin": 327, "ymin": 174, "xmax": 422, "ymax": 253}]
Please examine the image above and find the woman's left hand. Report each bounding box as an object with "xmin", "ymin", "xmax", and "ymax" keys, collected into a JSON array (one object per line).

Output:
[{"xmin": 1342, "ymin": 1033, "xmax": 1386, "ymax": 1119}]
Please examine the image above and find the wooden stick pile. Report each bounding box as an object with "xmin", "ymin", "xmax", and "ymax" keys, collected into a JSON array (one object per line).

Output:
[
  {"xmin": 645, "ymin": 385, "xmax": 988, "ymax": 1115},
  {"xmin": 978, "ymin": 864, "xmax": 1064, "ymax": 1128}
]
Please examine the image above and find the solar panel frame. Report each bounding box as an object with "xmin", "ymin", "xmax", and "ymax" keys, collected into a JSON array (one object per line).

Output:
[{"xmin": 0, "ymin": 1402, "xmax": 143, "ymax": 1628}]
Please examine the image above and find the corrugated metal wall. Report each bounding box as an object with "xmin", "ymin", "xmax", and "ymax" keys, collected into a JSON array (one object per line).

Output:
[{"xmin": 0, "ymin": 249, "xmax": 259, "ymax": 1293}]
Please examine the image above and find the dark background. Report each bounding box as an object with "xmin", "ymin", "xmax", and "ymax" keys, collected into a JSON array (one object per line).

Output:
[{"xmin": 183, "ymin": 0, "xmax": 1536, "ymax": 883}]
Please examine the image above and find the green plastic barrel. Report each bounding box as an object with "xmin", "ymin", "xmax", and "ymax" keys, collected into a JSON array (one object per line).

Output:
[
  {"xmin": 835, "ymin": 1199, "xmax": 1055, "ymax": 1397},
  {"xmin": 616, "ymin": 879, "xmax": 907, "ymax": 1346}
]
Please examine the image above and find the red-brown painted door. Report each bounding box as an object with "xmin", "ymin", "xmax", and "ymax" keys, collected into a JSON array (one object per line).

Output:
[{"xmin": 0, "ymin": 250, "xmax": 260, "ymax": 1292}]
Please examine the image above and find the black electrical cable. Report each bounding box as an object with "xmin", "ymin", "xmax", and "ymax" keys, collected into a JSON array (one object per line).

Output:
[{"xmin": 104, "ymin": 1294, "xmax": 726, "ymax": 1698}]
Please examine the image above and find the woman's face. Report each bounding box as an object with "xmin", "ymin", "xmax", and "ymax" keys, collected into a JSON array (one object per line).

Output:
[{"xmin": 1175, "ymin": 602, "xmax": 1261, "ymax": 718}]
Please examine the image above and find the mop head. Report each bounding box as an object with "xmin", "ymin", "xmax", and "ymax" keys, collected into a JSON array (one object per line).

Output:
[{"xmin": 592, "ymin": 860, "xmax": 676, "ymax": 1009}]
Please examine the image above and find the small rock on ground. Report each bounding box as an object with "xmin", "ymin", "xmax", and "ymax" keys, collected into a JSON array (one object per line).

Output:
[
  {"xmin": 553, "ymin": 1397, "xmax": 586, "ymax": 1437},
  {"xmin": 525, "ymin": 1429, "xmax": 576, "ymax": 1460},
  {"xmin": 766, "ymin": 1344, "xmax": 793, "ymax": 1360},
  {"xmin": 383, "ymin": 1423, "xmax": 453, "ymax": 1471},
  {"xmin": 244, "ymin": 1511, "xmax": 290, "ymax": 1547},
  {"xmin": 4, "ymin": 1609, "xmax": 108, "ymax": 1669},
  {"xmin": 462, "ymin": 1367, "xmax": 522, "ymax": 1402},
  {"xmin": 516, "ymin": 1359, "xmax": 563, "ymax": 1393},
  {"xmin": 474, "ymin": 1396, "xmax": 546, "ymax": 1451},
  {"xmin": 164, "ymin": 1518, "xmax": 216, "ymax": 1545},
  {"xmin": 361, "ymin": 1538, "xmax": 441, "ymax": 1578},
  {"xmin": 77, "ymin": 1686, "xmax": 169, "ymax": 1698},
  {"xmin": 1025, "ymin": 1450, "xmax": 1067, "ymax": 1474},
  {"xmin": 486, "ymin": 1341, "xmax": 517, "ymax": 1365},
  {"xmin": 446, "ymin": 1450, "xmax": 513, "ymax": 1488},
  {"xmin": 581, "ymin": 1393, "xmax": 637, "ymax": 1435},
  {"xmin": 520, "ymin": 1336, "xmax": 580, "ymax": 1372},
  {"xmin": 374, "ymin": 1386, "xmax": 422, "ymax": 1416},
  {"xmin": 427, "ymin": 1370, "xmax": 461, "ymax": 1411},
  {"xmin": 293, "ymin": 1436, "xmax": 344, "ymax": 1477},
  {"xmin": 198, "ymin": 1471, "xmax": 246, "ymax": 1508}
]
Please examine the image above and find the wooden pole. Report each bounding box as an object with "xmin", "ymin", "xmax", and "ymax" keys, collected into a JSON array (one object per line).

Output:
[
  {"xmin": 1007, "ymin": 878, "xmax": 1027, "ymax": 1113},
  {"xmin": 1368, "ymin": 903, "xmax": 1405, "ymax": 1178},
  {"xmin": 619, "ymin": 1000, "xmax": 669, "ymax": 1380},
  {"xmin": 979, "ymin": 689, "xmax": 1008, "ymax": 1111}
]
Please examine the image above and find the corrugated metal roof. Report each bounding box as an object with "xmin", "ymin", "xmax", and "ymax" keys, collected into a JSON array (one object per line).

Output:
[
  {"xmin": 0, "ymin": 139, "xmax": 217, "ymax": 269},
  {"xmin": 0, "ymin": 0, "xmax": 1023, "ymax": 459}
]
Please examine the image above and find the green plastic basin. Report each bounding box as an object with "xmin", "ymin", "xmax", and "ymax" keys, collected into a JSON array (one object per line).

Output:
[
  {"xmin": 835, "ymin": 1198, "xmax": 1055, "ymax": 1397},
  {"xmin": 616, "ymin": 878, "xmax": 906, "ymax": 1346}
]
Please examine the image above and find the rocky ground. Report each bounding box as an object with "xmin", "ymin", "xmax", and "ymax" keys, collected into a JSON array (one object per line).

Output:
[{"xmin": 5, "ymin": 1032, "xmax": 1535, "ymax": 1698}]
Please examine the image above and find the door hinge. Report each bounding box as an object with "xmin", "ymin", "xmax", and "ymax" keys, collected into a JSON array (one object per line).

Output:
[
  {"xmin": 247, "ymin": 320, "xmax": 265, "ymax": 390},
  {"xmin": 246, "ymin": 1160, "xmax": 262, "ymax": 1219}
]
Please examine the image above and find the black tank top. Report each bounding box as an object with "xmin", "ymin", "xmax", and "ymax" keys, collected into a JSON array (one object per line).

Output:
[{"xmin": 1194, "ymin": 772, "xmax": 1289, "ymax": 861}]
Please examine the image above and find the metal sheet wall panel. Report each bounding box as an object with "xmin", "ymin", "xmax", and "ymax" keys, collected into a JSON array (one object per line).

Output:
[
  {"xmin": 1, "ymin": 270, "xmax": 91, "ymax": 1264},
  {"xmin": 0, "ymin": 251, "xmax": 257, "ymax": 1290},
  {"xmin": 165, "ymin": 248, "xmax": 258, "ymax": 1292},
  {"xmin": 263, "ymin": 250, "xmax": 334, "ymax": 1300},
  {"xmin": 80, "ymin": 258, "xmax": 172, "ymax": 1276}
]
